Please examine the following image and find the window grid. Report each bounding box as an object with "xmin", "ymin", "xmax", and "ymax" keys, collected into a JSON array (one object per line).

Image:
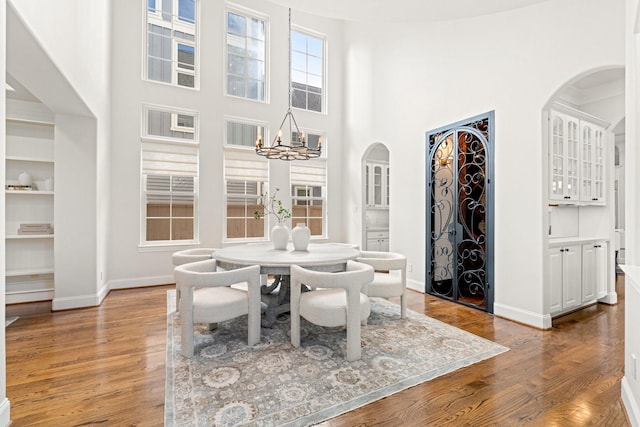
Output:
[
  {"xmin": 291, "ymin": 29, "xmax": 324, "ymax": 112},
  {"xmin": 146, "ymin": 0, "xmax": 198, "ymax": 88},
  {"xmin": 141, "ymin": 105, "xmax": 199, "ymax": 246},
  {"xmin": 144, "ymin": 175, "xmax": 197, "ymax": 242},
  {"xmin": 291, "ymin": 155, "xmax": 327, "ymax": 238},
  {"xmin": 226, "ymin": 9, "xmax": 266, "ymax": 101},
  {"xmin": 291, "ymin": 185, "xmax": 324, "ymax": 237},
  {"xmin": 223, "ymin": 119, "xmax": 270, "ymax": 241}
]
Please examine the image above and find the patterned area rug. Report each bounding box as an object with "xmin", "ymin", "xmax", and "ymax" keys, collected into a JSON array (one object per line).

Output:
[{"xmin": 165, "ymin": 290, "xmax": 508, "ymax": 426}]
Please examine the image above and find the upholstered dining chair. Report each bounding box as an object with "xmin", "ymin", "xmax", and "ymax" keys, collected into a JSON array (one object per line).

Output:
[
  {"xmin": 356, "ymin": 251, "xmax": 408, "ymax": 319},
  {"xmin": 290, "ymin": 260, "xmax": 374, "ymax": 361},
  {"xmin": 172, "ymin": 248, "xmax": 218, "ymax": 310},
  {"xmin": 174, "ymin": 259, "xmax": 261, "ymax": 357}
]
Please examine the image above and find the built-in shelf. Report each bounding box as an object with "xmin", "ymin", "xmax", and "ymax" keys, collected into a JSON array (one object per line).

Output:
[
  {"xmin": 6, "ymin": 268, "xmax": 55, "ymax": 277},
  {"xmin": 5, "ymin": 99, "xmax": 56, "ymax": 304},
  {"xmin": 5, "ymin": 155, "xmax": 53, "ymax": 163},
  {"xmin": 6, "ymin": 116, "xmax": 54, "ymax": 127},
  {"xmin": 5, "ymin": 234, "xmax": 54, "ymax": 240},
  {"xmin": 5, "ymin": 190, "xmax": 54, "ymax": 196}
]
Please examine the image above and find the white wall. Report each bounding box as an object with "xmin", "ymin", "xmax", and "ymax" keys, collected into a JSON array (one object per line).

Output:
[
  {"xmin": 623, "ymin": 0, "xmax": 640, "ymax": 424},
  {"xmin": 6, "ymin": 0, "xmax": 112, "ymax": 307},
  {"xmin": 342, "ymin": 0, "xmax": 625, "ymax": 326},
  {"xmin": 107, "ymin": 1, "xmax": 345, "ymax": 286},
  {"xmin": 0, "ymin": 0, "xmax": 10, "ymax": 424}
]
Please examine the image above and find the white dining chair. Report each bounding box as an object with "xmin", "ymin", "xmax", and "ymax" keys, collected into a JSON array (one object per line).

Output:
[
  {"xmin": 172, "ymin": 248, "xmax": 218, "ymax": 311},
  {"xmin": 356, "ymin": 250, "xmax": 408, "ymax": 319},
  {"xmin": 174, "ymin": 259, "xmax": 261, "ymax": 357},
  {"xmin": 290, "ymin": 260, "xmax": 374, "ymax": 361}
]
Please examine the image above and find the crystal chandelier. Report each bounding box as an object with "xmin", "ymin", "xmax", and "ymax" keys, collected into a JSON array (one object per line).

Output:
[{"xmin": 255, "ymin": 8, "xmax": 322, "ymax": 161}]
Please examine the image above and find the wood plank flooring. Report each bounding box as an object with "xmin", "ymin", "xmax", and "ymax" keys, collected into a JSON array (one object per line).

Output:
[{"xmin": 5, "ymin": 275, "xmax": 629, "ymax": 426}]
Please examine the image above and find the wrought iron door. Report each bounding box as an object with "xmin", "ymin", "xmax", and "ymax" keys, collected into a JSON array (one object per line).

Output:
[{"xmin": 426, "ymin": 112, "xmax": 494, "ymax": 312}]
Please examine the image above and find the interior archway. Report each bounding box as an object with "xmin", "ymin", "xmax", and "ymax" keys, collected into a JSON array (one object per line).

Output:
[{"xmin": 542, "ymin": 66, "xmax": 624, "ymax": 324}]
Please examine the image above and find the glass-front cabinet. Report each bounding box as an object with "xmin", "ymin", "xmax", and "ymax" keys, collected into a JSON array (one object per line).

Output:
[
  {"xmin": 365, "ymin": 162, "xmax": 389, "ymax": 208},
  {"xmin": 549, "ymin": 110, "xmax": 579, "ymax": 202},
  {"xmin": 579, "ymin": 121, "xmax": 606, "ymax": 204},
  {"xmin": 549, "ymin": 109, "xmax": 607, "ymax": 205}
]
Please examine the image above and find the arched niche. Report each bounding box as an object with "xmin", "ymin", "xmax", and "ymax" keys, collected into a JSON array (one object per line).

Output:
[{"xmin": 361, "ymin": 143, "xmax": 390, "ymax": 251}]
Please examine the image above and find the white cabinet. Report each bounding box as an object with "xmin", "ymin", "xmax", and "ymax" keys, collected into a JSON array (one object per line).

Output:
[
  {"xmin": 5, "ymin": 117, "xmax": 55, "ymax": 304},
  {"xmin": 549, "ymin": 111, "xmax": 580, "ymax": 202},
  {"xmin": 550, "ymin": 240, "xmax": 608, "ymax": 316},
  {"xmin": 579, "ymin": 122, "xmax": 606, "ymax": 204},
  {"xmin": 582, "ymin": 241, "xmax": 607, "ymax": 301},
  {"xmin": 366, "ymin": 230, "xmax": 389, "ymax": 252},
  {"xmin": 365, "ymin": 162, "xmax": 389, "ymax": 208},
  {"xmin": 549, "ymin": 245, "xmax": 581, "ymax": 314},
  {"xmin": 548, "ymin": 109, "xmax": 607, "ymax": 205}
]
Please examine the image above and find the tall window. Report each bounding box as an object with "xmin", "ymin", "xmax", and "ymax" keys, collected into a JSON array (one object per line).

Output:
[
  {"xmin": 226, "ymin": 8, "xmax": 267, "ymax": 101},
  {"xmin": 141, "ymin": 105, "xmax": 199, "ymax": 245},
  {"xmin": 291, "ymin": 29, "xmax": 324, "ymax": 112},
  {"xmin": 291, "ymin": 155, "xmax": 326, "ymax": 237},
  {"xmin": 146, "ymin": 0, "xmax": 198, "ymax": 88},
  {"xmin": 224, "ymin": 119, "xmax": 269, "ymax": 240}
]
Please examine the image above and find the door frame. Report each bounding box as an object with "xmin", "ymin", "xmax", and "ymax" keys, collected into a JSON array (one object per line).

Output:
[{"xmin": 425, "ymin": 111, "xmax": 495, "ymax": 313}]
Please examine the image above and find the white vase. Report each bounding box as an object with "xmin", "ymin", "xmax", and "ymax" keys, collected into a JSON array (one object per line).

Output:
[
  {"xmin": 18, "ymin": 171, "xmax": 32, "ymax": 186},
  {"xmin": 43, "ymin": 177, "xmax": 54, "ymax": 191},
  {"xmin": 271, "ymin": 222, "xmax": 290, "ymax": 250},
  {"xmin": 292, "ymin": 223, "xmax": 311, "ymax": 251}
]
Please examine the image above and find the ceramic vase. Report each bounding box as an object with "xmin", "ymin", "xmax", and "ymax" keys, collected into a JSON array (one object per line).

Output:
[
  {"xmin": 292, "ymin": 223, "xmax": 311, "ymax": 251},
  {"xmin": 18, "ymin": 171, "xmax": 32, "ymax": 186},
  {"xmin": 43, "ymin": 177, "xmax": 54, "ymax": 191},
  {"xmin": 271, "ymin": 222, "xmax": 290, "ymax": 250}
]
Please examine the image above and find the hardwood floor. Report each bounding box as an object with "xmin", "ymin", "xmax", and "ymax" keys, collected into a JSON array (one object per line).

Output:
[{"xmin": 5, "ymin": 275, "xmax": 629, "ymax": 426}]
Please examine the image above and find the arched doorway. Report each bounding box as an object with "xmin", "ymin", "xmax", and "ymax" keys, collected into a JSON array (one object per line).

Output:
[{"xmin": 543, "ymin": 66, "xmax": 624, "ymax": 316}]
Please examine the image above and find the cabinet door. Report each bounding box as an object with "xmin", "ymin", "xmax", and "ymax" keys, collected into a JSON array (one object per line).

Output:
[
  {"xmin": 581, "ymin": 244, "xmax": 597, "ymax": 302},
  {"xmin": 549, "ymin": 247, "xmax": 563, "ymax": 314},
  {"xmin": 373, "ymin": 164, "xmax": 383, "ymax": 206},
  {"xmin": 592, "ymin": 126, "xmax": 606, "ymax": 203},
  {"xmin": 379, "ymin": 239, "xmax": 389, "ymax": 252},
  {"xmin": 384, "ymin": 164, "xmax": 390, "ymax": 207},
  {"xmin": 562, "ymin": 245, "xmax": 581, "ymax": 310},
  {"xmin": 580, "ymin": 122, "xmax": 606, "ymax": 204},
  {"xmin": 595, "ymin": 242, "xmax": 607, "ymax": 299},
  {"xmin": 549, "ymin": 111, "xmax": 579, "ymax": 202},
  {"xmin": 365, "ymin": 163, "xmax": 371, "ymax": 206}
]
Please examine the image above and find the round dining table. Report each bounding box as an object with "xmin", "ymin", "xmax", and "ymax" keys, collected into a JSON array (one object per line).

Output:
[{"xmin": 214, "ymin": 242, "xmax": 360, "ymax": 326}]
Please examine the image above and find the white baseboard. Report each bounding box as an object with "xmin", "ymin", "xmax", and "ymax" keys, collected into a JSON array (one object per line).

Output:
[
  {"xmin": 52, "ymin": 293, "xmax": 101, "ymax": 311},
  {"xmin": 0, "ymin": 398, "xmax": 10, "ymax": 427},
  {"xmin": 108, "ymin": 275, "xmax": 174, "ymax": 290},
  {"xmin": 598, "ymin": 291, "xmax": 618, "ymax": 305},
  {"xmin": 406, "ymin": 278, "xmax": 423, "ymax": 293},
  {"xmin": 622, "ymin": 377, "xmax": 640, "ymax": 427},
  {"xmin": 493, "ymin": 302, "xmax": 551, "ymax": 329},
  {"xmin": 51, "ymin": 276, "xmax": 173, "ymax": 311}
]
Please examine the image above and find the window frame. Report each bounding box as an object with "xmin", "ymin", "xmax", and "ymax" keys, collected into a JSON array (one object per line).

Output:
[
  {"xmin": 144, "ymin": 0, "xmax": 200, "ymax": 89},
  {"xmin": 224, "ymin": 4, "xmax": 269, "ymax": 103},
  {"xmin": 140, "ymin": 104, "xmax": 200, "ymax": 248},
  {"xmin": 223, "ymin": 117, "xmax": 271, "ymax": 242},
  {"xmin": 290, "ymin": 153, "xmax": 327, "ymax": 239},
  {"xmin": 290, "ymin": 25, "xmax": 326, "ymax": 114}
]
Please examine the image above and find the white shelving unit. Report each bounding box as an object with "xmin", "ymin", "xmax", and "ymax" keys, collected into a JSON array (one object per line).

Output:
[{"xmin": 5, "ymin": 107, "xmax": 56, "ymax": 304}]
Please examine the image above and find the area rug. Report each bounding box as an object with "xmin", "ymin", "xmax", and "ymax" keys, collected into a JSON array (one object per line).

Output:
[{"xmin": 164, "ymin": 290, "xmax": 508, "ymax": 426}]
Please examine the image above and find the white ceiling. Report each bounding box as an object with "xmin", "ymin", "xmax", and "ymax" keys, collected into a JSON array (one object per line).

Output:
[{"xmin": 269, "ymin": 0, "xmax": 552, "ymax": 23}]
